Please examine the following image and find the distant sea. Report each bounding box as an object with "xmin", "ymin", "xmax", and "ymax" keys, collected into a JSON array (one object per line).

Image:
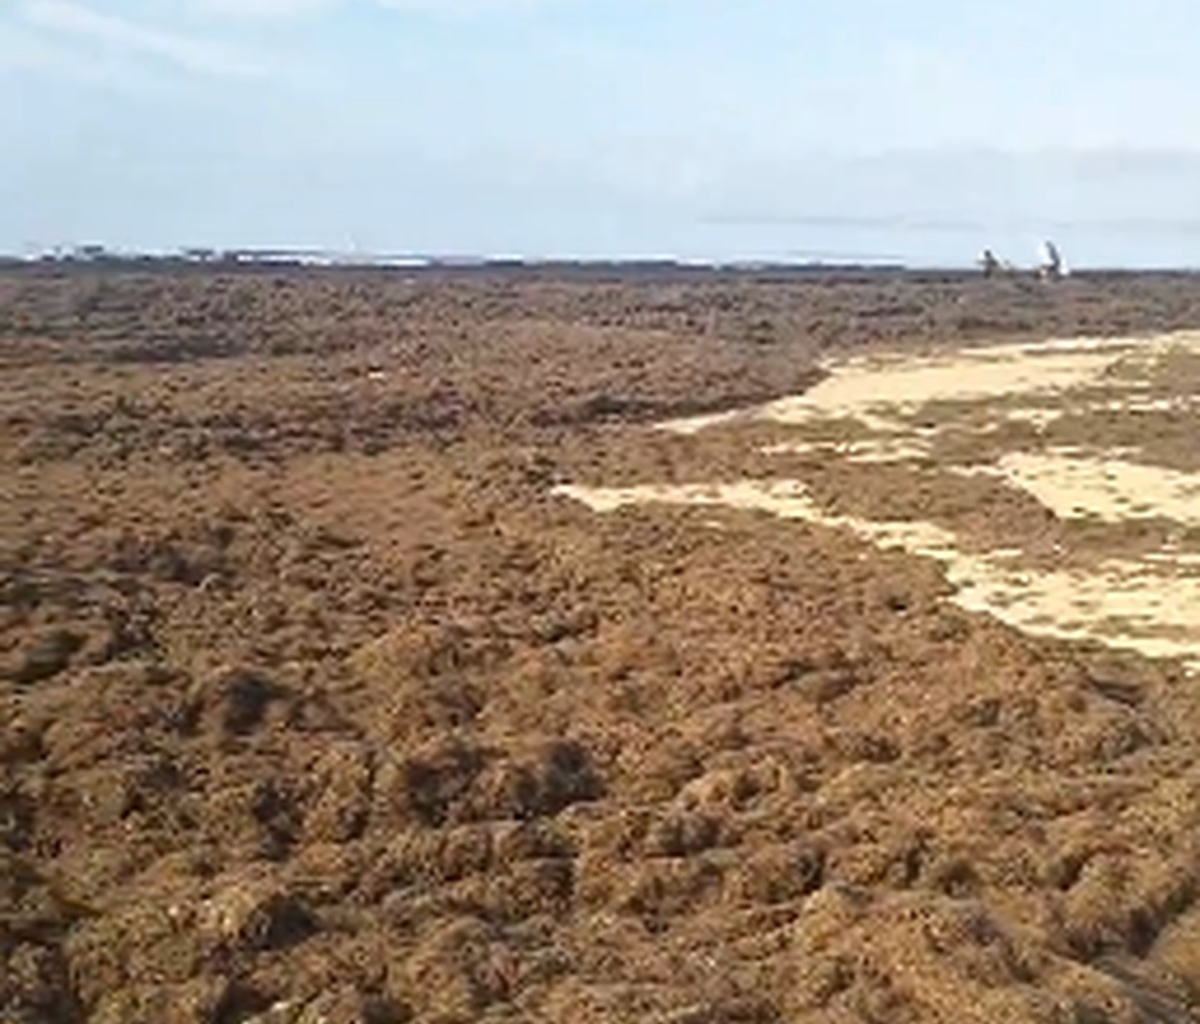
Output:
[
  {"xmin": 13, "ymin": 218, "xmax": 1200, "ymax": 272},
  {"xmin": 690, "ymin": 217, "xmax": 1200, "ymax": 271}
]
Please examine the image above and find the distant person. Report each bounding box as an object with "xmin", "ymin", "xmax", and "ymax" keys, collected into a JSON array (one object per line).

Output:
[
  {"xmin": 1039, "ymin": 240, "xmax": 1064, "ymax": 280},
  {"xmin": 978, "ymin": 248, "xmax": 1001, "ymax": 278}
]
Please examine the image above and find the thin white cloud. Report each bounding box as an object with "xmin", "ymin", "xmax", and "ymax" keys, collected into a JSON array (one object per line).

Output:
[
  {"xmin": 0, "ymin": 18, "xmax": 161, "ymax": 89},
  {"xmin": 187, "ymin": 0, "xmax": 563, "ymax": 18},
  {"xmin": 0, "ymin": 21, "xmax": 80, "ymax": 74},
  {"xmin": 186, "ymin": 0, "xmax": 337, "ymax": 17},
  {"xmin": 377, "ymin": 0, "xmax": 563, "ymax": 8},
  {"xmin": 21, "ymin": 0, "xmax": 267, "ymax": 77}
]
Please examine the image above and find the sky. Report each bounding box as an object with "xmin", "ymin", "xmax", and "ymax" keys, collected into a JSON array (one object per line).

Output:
[{"xmin": 3, "ymin": 0, "xmax": 1200, "ymax": 266}]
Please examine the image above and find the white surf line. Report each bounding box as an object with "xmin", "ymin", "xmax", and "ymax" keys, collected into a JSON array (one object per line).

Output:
[{"xmin": 554, "ymin": 480, "xmax": 1200, "ymax": 674}]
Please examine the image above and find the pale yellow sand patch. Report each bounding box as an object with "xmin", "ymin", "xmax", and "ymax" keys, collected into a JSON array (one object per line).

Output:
[
  {"xmin": 1003, "ymin": 407, "xmax": 1064, "ymax": 428},
  {"xmin": 762, "ymin": 440, "xmax": 933, "ymax": 464},
  {"xmin": 655, "ymin": 409, "xmax": 748, "ymax": 435},
  {"xmin": 760, "ymin": 345, "xmax": 1121, "ymax": 428},
  {"xmin": 661, "ymin": 330, "xmax": 1200, "ymax": 439},
  {"xmin": 987, "ymin": 453, "xmax": 1200, "ymax": 526}
]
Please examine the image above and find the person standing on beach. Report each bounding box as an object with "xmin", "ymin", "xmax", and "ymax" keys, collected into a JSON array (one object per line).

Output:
[
  {"xmin": 1039, "ymin": 240, "xmax": 1063, "ymax": 280},
  {"xmin": 979, "ymin": 248, "xmax": 1001, "ymax": 277}
]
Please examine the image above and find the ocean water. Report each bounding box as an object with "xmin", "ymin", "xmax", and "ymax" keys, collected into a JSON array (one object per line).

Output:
[{"xmin": 664, "ymin": 219, "xmax": 1200, "ymax": 270}]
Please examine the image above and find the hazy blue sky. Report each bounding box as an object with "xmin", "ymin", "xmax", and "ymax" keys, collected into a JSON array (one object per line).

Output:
[{"xmin": 3, "ymin": 0, "xmax": 1200, "ymax": 265}]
